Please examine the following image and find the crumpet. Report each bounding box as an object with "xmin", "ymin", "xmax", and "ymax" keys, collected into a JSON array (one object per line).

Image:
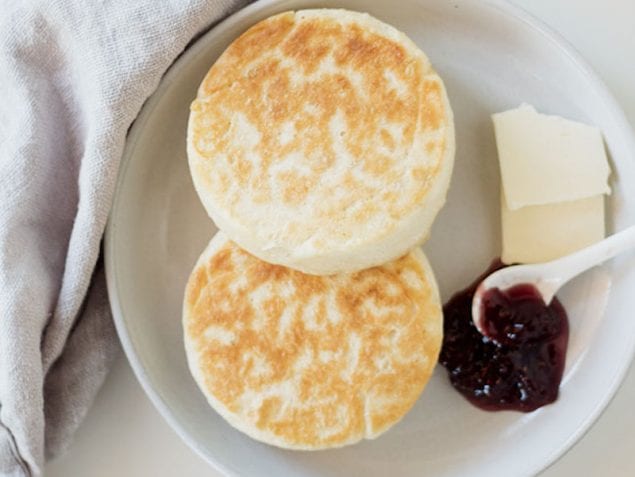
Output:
[
  {"xmin": 187, "ymin": 9, "xmax": 454, "ymax": 275},
  {"xmin": 183, "ymin": 232, "xmax": 443, "ymax": 449}
]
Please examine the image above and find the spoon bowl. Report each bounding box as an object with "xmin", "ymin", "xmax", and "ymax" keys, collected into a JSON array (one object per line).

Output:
[{"xmin": 472, "ymin": 224, "xmax": 635, "ymax": 335}]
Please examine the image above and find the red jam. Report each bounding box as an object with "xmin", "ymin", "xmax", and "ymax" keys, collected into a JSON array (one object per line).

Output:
[{"xmin": 439, "ymin": 260, "xmax": 569, "ymax": 412}]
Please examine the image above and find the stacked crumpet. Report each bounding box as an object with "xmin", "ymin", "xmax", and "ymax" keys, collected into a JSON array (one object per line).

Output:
[{"xmin": 184, "ymin": 9, "xmax": 454, "ymax": 450}]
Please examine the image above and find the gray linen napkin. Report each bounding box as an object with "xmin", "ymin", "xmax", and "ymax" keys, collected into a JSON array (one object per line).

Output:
[{"xmin": 0, "ymin": 1, "xmax": 249, "ymax": 475}]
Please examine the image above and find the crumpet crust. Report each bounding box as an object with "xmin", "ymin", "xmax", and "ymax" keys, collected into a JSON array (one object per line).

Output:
[
  {"xmin": 187, "ymin": 9, "xmax": 454, "ymax": 275},
  {"xmin": 183, "ymin": 233, "xmax": 443, "ymax": 449}
]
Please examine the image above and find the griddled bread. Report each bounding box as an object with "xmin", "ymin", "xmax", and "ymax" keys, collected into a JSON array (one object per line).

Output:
[
  {"xmin": 187, "ymin": 9, "xmax": 454, "ymax": 275},
  {"xmin": 183, "ymin": 232, "xmax": 443, "ymax": 449}
]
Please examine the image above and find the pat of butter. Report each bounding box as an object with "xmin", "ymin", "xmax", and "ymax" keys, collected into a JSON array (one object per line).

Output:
[
  {"xmin": 493, "ymin": 104, "xmax": 610, "ymax": 210},
  {"xmin": 501, "ymin": 194, "xmax": 605, "ymax": 264}
]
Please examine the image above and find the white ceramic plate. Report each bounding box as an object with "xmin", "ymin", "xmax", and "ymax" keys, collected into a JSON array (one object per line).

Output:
[{"xmin": 105, "ymin": 1, "xmax": 635, "ymax": 476}]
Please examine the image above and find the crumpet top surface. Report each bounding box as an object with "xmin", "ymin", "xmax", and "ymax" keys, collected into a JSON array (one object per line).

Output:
[
  {"xmin": 183, "ymin": 233, "xmax": 443, "ymax": 449},
  {"xmin": 188, "ymin": 9, "xmax": 454, "ymax": 275}
]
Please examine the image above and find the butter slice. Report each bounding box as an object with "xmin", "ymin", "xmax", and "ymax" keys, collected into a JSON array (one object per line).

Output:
[
  {"xmin": 493, "ymin": 104, "xmax": 610, "ymax": 210},
  {"xmin": 501, "ymin": 194, "xmax": 605, "ymax": 264}
]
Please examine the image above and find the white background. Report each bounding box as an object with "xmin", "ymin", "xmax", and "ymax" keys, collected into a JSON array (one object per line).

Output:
[{"xmin": 47, "ymin": 0, "xmax": 635, "ymax": 475}]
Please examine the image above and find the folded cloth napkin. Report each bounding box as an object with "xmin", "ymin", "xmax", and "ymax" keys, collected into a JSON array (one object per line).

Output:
[{"xmin": 0, "ymin": 1, "xmax": 250, "ymax": 475}]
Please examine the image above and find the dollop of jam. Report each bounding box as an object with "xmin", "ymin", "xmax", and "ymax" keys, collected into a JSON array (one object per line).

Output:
[{"xmin": 440, "ymin": 260, "xmax": 569, "ymax": 412}]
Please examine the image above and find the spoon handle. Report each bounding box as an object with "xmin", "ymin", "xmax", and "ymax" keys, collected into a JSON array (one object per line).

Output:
[{"xmin": 543, "ymin": 224, "xmax": 635, "ymax": 294}]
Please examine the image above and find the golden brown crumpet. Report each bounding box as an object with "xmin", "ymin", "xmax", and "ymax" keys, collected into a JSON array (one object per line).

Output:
[
  {"xmin": 188, "ymin": 9, "xmax": 455, "ymax": 275},
  {"xmin": 183, "ymin": 232, "xmax": 443, "ymax": 450}
]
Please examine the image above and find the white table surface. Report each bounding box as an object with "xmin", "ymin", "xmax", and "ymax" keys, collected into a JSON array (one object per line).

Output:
[{"xmin": 46, "ymin": 0, "xmax": 635, "ymax": 475}]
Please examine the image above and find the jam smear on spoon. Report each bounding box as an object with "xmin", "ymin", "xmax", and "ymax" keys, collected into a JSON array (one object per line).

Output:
[{"xmin": 440, "ymin": 260, "xmax": 569, "ymax": 412}]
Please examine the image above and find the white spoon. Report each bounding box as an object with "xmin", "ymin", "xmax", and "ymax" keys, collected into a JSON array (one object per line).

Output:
[{"xmin": 472, "ymin": 224, "xmax": 635, "ymax": 335}]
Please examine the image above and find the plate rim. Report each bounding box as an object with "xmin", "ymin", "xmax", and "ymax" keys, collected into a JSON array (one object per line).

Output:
[{"xmin": 104, "ymin": 1, "xmax": 635, "ymax": 476}]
